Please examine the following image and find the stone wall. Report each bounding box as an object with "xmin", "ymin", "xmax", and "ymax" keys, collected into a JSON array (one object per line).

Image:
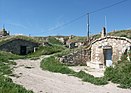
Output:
[
  {"xmin": 0, "ymin": 39, "xmax": 39, "ymax": 55},
  {"xmin": 59, "ymin": 48, "xmax": 91, "ymax": 65},
  {"xmin": 89, "ymin": 36, "xmax": 131, "ymax": 68}
]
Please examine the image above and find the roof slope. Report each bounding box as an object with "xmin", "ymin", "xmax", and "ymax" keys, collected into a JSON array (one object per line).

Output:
[{"xmin": 0, "ymin": 35, "xmax": 41, "ymax": 46}]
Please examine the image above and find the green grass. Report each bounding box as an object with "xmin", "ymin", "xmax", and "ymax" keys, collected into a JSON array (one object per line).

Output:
[
  {"xmin": 0, "ymin": 76, "xmax": 33, "ymax": 93},
  {"xmin": 104, "ymin": 62, "xmax": 131, "ymax": 88},
  {"xmin": 26, "ymin": 45, "xmax": 66, "ymax": 58},
  {"xmin": 40, "ymin": 56, "xmax": 108, "ymax": 85},
  {"xmin": 0, "ymin": 35, "xmax": 40, "ymax": 46},
  {"xmin": 0, "ymin": 51, "xmax": 23, "ymax": 60},
  {"xmin": 0, "ymin": 51, "xmax": 34, "ymax": 93},
  {"xmin": 47, "ymin": 36, "xmax": 63, "ymax": 45},
  {"xmin": 54, "ymin": 48, "xmax": 72, "ymax": 57},
  {"xmin": 74, "ymin": 71, "xmax": 107, "ymax": 85},
  {"xmin": 40, "ymin": 56, "xmax": 75, "ymax": 74},
  {"xmin": 108, "ymin": 30, "xmax": 131, "ymax": 39},
  {"xmin": 104, "ymin": 51, "xmax": 131, "ymax": 89},
  {"xmin": 91, "ymin": 29, "xmax": 131, "ymax": 39},
  {"xmin": 71, "ymin": 36, "xmax": 86, "ymax": 42}
]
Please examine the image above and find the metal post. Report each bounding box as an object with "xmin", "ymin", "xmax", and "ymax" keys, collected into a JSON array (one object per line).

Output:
[{"xmin": 87, "ymin": 13, "xmax": 90, "ymax": 41}]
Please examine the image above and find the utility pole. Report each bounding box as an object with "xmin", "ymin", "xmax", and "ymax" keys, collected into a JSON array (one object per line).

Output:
[
  {"xmin": 87, "ymin": 13, "xmax": 90, "ymax": 41},
  {"xmin": 3, "ymin": 24, "xmax": 5, "ymax": 30},
  {"xmin": 105, "ymin": 16, "xmax": 107, "ymax": 32}
]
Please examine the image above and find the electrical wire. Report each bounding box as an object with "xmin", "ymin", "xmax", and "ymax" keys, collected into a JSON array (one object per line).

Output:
[
  {"xmin": 89, "ymin": 0, "xmax": 128, "ymax": 14},
  {"xmin": 31, "ymin": 0, "xmax": 129, "ymax": 35},
  {"xmin": 48, "ymin": 0, "xmax": 128, "ymax": 31}
]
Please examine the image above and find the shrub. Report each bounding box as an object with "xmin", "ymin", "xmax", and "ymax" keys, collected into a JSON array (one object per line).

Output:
[{"xmin": 104, "ymin": 51, "xmax": 131, "ymax": 88}]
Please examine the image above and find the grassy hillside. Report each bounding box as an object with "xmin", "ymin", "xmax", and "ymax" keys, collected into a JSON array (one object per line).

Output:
[
  {"xmin": 47, "ymin": 36, "xmax": 63, "ymax": 45},
  {"xmin": 92, "ymin": 30, "xmax": 131, "ymax": 39},
  {"xmin": 108, "ymin": 30, "xmax": 131, "ymax": 39},
  {"xmin": 0, "ymin": 35, "xmax": 41, "ymax": 46},
  {"xmin": 27, "ymin": 44, "xmax": 66, "ymax": 58}
]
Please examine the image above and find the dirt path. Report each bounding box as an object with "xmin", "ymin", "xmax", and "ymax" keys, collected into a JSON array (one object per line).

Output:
[{"xmin": 11, "ymin": 56, "xmax": 131, "ymax": 93}]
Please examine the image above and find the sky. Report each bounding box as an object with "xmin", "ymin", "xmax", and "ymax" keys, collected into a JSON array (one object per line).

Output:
[{"xmin": 0, "ymin": 0, "xmax": 131, "ymax": 36}]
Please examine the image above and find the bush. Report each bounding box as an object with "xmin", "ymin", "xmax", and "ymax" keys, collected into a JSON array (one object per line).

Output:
[{"xmin": 104, "ymin": 51, "xmax": 131, "ymax": 88}]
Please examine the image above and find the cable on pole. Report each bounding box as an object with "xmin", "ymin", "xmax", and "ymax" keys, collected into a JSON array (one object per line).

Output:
[
  {"xmin": 48, "ymin": 0, "xmax": 128, "ymax": 31},
  {"xmin": 29, "ymin": 0, "xmax": 129, "ymax": 35}
]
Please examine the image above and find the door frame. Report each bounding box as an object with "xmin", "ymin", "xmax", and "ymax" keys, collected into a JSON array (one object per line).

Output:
[
  {"xmin": 103, "ymin": 46, "xmax": 112, "ymax": 67},
  {"xmin": 20, "ymin": 46, "xmax": 27, "ymax": 55}
]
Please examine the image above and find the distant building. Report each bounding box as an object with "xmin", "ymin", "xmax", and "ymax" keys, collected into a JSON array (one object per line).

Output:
[
  {"xmin": 55, "ymin": 37, "xmax": 67, "ymax": 45},
  {"xmin": 0, "ymin": 27, "xmax": 10, "ymax": 37}
]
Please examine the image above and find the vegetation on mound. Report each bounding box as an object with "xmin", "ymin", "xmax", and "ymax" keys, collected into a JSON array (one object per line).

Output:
[
  {"xmin": 27, "ymin": 44, "xmax": 66, "ymax": 58},
  {"xmin": 0, "ymin": 51, "xmax": 33, "ymax": 93},
  {"xmin": 104, "ymin": 51, "xmax": 131, "ymax": 88},
  {"xmin": 0, "ymin": 35, "xmax": 40, "ymax": 46},
  {"xmin": 70, "ymin": 36, "xmax": 86, "ymax": 42},
  {"xmin": 54, "ymin": 48, "xmax": 73, "ymax": 57},
  {"xmin": 108, "ymin": 30, "xmax": 131, "ymax": 39},
  {"xmin": 47, "ymin": 36, "xmax": 63, "ymax": 45},
  {"xmin": 91, "ymin": 30, "xmax": 131, "ymax": 40}
]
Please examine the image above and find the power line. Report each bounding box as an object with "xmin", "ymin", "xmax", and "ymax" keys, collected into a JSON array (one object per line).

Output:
[
  {"xmin": 47, "ymin": 14, "xmax": 86, "ymax": 31},
  {"xmin": 31, "ymin": 0, "xmax": 128, "ymax": 35},
  {"xmin": 48, "ymin": 0, "xmax": 128, "ymax": 31},
  {"xmin": 89, "ymin": 0, "xmax": 128, "ymax": 14}
]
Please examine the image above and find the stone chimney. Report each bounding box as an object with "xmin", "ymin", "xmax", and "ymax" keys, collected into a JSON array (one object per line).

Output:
[{"xmin": 101, "ymin": 27, "xmax": 106, "ymax": 38}]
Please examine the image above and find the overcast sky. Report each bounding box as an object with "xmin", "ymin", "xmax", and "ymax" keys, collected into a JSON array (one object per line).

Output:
[{"xmin": 0, "ymin": 0, "xmax": 130, "ymax": 36}]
